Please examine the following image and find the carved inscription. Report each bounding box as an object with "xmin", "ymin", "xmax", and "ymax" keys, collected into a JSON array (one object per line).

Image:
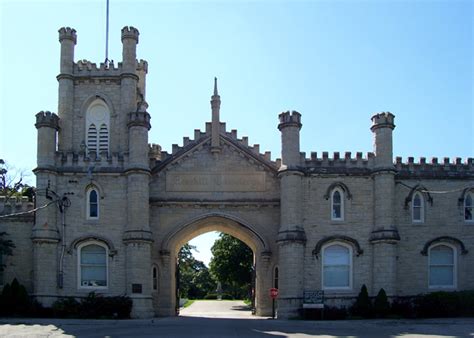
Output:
[{"xmin": 166, "ymin": 172, "xmax": 266, "ymax": 192}]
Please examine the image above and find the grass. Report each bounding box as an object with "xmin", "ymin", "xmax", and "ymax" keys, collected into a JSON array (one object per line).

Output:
[{"xmin": 183, "ymin": 299, "xmax": 195, "ymax": 308}]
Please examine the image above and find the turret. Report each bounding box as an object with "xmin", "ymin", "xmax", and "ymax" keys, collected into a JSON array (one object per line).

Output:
[
  {"xmin": 278, "ymin": 111, "xmax": 302, "ymax": 168},
  {"xmin": 121, "ymin": 26, "xmax": 139, "ymax": 73},
  {"xmin": 276, "ymin": 110, "xmax": 306, "ymax": 319},
  {"xmin": 128, "ymin": 104, "xmax": 151, "ymax": 169},
  {"xmin": 57, "ymin": 27, "xmax": 76, "ymax": 152},
  {"xmin": 35, "ymin": 111, "xmax": 59, "ymax": 168},
  {"xmin": 120, "ymin": 26, "xmax": 140, "ymax": 151},
  {"xmin": 371, "ymin": 112, "xmax": 395, "ymax": 168},
  {"xmin": 211, "ymin": 77, "xmax": 221, "ymax": 153},
  {"xmin": 58, "ymin": 27, "xmax": 76, "ymax": 75}
]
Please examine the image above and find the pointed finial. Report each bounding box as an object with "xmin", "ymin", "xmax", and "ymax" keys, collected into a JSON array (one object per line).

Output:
[{"xmin": 213, "ymin": 77, "xmax": 219, "ymax": 96}]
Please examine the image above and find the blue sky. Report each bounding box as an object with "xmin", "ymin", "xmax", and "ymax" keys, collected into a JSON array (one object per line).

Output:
[{"xmin": 1, "ymin": 0, "xmax": 472, "ymax": 265}]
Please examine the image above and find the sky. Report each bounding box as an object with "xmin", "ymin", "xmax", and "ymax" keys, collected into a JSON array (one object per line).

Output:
[{"xmin": 0, "ymin": 0, "xmax": 472, "ymax": 266}]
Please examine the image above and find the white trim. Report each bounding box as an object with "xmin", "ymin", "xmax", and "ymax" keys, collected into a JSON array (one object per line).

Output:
[
  {"xmin": 86, "ymin": 187, "xmax": 99, "ymax": 220},
  {"xmin": 331, "ymin": 188, "xmax": 344, "ymax": 221},
  {"xmin": 464, "ymin": 192, "xmax": 473, "ymax": 223},
  {"xmin": 321, "ymin": 242, "xmax": 353, "ymax": 291},
  {"xmin": 412, "ymin": 192, "xmax": 425, "ymax": 223},
  {"xmin": 77, "ymin": 241, "xmax": 108, "ymax": 290},
  {"xmin": 85, "ymin": 99, "xmax": 110, "ymax": 156},
  {"xmin": 428, "ymin": 243, "xmax": 457, "ymax": 289}
]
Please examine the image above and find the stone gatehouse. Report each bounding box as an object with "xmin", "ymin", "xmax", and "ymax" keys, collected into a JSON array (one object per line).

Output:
[{"xmin": 0, "ymin": 26, "xmax": 473, "ymax": 318}]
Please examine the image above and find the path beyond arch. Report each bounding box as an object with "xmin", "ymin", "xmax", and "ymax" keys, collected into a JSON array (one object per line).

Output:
[{"xmin": 179, "ymin": 300, "xmax": 258, "ymax": 319}]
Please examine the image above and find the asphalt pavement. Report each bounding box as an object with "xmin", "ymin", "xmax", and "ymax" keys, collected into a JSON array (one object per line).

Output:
[{"xmin": 0, "ymin": 300, "xmax": 473, "ymax": 337}]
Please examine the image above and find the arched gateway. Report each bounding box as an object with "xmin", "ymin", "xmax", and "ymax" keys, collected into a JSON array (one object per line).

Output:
[
  {"xmin": 147, "ymin": 80, "xmax": 280, "ymax": 316},
  {"xmin": 22, "ymin": 26, "xmax": 473, "ymax": 322},
  {"xmin": 156, "ymin": 214, "xmax": 273, "ymax": 316}
]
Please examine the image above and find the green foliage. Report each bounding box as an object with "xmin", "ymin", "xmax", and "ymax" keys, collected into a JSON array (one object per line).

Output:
[
  {"xmin": 350, "ymin": 284, "xmax": 372, "ymax": 318},
  {"xmin": 0, "ymin": 232, "xmax": 15, "ymax": 271},
  {"xmin": 0, "ymin": 159, "xmax": 32, "ymax": 200},
  {"xmin": 374, "ymin": 288, "xmax": 390, "ymax": 318},
  {"xmin": 414, "ymin": 291, "xmax": 474, "ymax": 318},
  {"xmin": 204, "ymin": 293, "xmax": 218, "ymax": 300},
  {"xmin": 178, "ymin": 243, "xmax": 215, "ymax": 299},
  {"xmin": 52, "ymin": 293, "xmax": 132, "ymax": 319},
  {"xmin": 209, "ymin": 234, "xmax": 253, "ymax": 299},
  {"xmin": 0, "ymin": 278, "xmax": 31, "ymax": 316}
]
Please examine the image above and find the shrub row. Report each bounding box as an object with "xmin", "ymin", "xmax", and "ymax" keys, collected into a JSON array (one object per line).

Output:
[
  {"xmin": 302, "ymin": 285, "xmax": 474, "ymax": 320},
  {"xmin": 0, "ymin": 279, "xmax": 132, "ymax": 319}
]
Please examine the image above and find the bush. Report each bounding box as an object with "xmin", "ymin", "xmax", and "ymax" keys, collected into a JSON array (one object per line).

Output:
[
  {"xmin": 390, "ymin": 297, "xmax": 416, "ymax": 318},
  {"xmin": 52, "ymin": 297, "xmax": 81, "ymax": 318},
  {"xmin": 221, "ymin": 293, "xmax": 234, "ymax": 300},
  {"xmin": 414, "ymin": 291, "xmax": 474, "ymax": 318},
  {"xmin": 51, "ymin": 293, "xmax": 132, "ymax": 319},
  {"xmin": 350, "ymin": 284, "xmax": 372, "ymax": 318},
  {"xmin": 374, "ymin": 288, "xmax": 390, "ymax": 318},
  {"xmin": 204, "ymin": 293, "xmax": 218, "ymax": 299},
  {"xmin": 0, "ymin": 278, "xmax": 31, "ymax": 316}
]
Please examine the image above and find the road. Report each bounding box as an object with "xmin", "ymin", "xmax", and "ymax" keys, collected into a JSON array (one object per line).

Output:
[
  {"xmin": 179, "ymin": 300, "xmax": 253, "ymax": 318},
  {"xmin": 0, "ymin": 301, "xmax": 473, "ymax": 337}
]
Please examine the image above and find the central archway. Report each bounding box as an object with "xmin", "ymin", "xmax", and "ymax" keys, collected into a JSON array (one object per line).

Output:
[{"xmin": 155, "ymin": 213, "xmax": 273, "ymax": 317}]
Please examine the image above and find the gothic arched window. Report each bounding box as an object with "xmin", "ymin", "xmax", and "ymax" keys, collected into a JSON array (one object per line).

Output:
[
  {"xmin": 322, "ymin": 243, "xmax": 352, "ymax": 290},
  {"xmin": 331, "ymin": 188, "xmax": 344, "ymax": 221},
  {"xmin": 85, "ymin": 99, "xmax": 110, "ymax": 156},
  {"xmin": 78, "ymin": 242, "xmax": 108, "ymax": 288},
  {"xmin": 429, "ymin": 244, "xmax": 456, "ymax": 289},
  {"xmin": 87, "ymin": 188, "xmax": 99, "ymax": 219},
  {"xmin": 465, "ymin": 192, "xmax": 473, "ymax": 222},
  {"xmin": 412, "ymin": 192, "xmax": 424, "ymax": 223},
  {"xmin": 152, "ymin": 266, "xmax": 158, "ymax": 291}
]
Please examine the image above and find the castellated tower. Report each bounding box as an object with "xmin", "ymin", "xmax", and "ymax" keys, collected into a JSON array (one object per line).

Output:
[
  {"xmin": 277, "ymin": 111, "xmax": 306, "ymax": 319},
  {"xmin": 370, "ymin": 112, "xmax": 399, "ymax": 296},
  {"xmin": 33, "ymin": 111, "xmax": 60, "ymax": 305},
  {"xmin": 33, "ymin": 26, "xmax": 153, "ymax": 317}
]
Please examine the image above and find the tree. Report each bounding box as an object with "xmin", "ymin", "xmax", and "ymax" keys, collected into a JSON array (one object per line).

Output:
[
  {"xmin": 209, "ymin": 234, "xmax": 253, "ymax": 299},
  {"xmin": 0, "ymin": 159, "xmax": 33, "ymax": 202},
  {"xmin": 351, "ymin": 284, "xmax": 372, "ymax": 318},
  {"xmin": 178, "ymin": 243, "xmax": 215, "ymax": 299}
]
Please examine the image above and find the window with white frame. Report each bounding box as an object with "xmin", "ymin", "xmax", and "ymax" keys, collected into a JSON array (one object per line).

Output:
[
  {"xmin": 465, "ymin": 192, "xmax": 473, "ymax": 222},
  {"xmin": 86, "ymin": 188, "xmax": 99, "ymax": 219},
  {"xmin": 331, "ymin": 188, "xmax": 344, "ymax": 221},
  {"xmin": 78, "ymin": 242, "xmax": 108, "ymax": 288},
  {"xmin": 412, "ymin": 192, "xmax": 424, "ymax": 223},
  {"xmin": 429, "ymin": 244, "xmax": 456, "ymax": 289},
  {"xmin": 85, "ymin": 99, "xmax": 110, "ymax": 156},
  {"xmin": 322, "ymin": 243, "xmax": 352, "ymax": 290},
  {"xmin": 152, "ymin": 266, "xmax": 158, "ymax": 291}
]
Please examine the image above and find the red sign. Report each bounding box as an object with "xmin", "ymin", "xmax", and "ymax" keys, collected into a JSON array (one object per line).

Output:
[{"xmin": 270, "ymin": 288, "xmax": 278, "ymax": 299}]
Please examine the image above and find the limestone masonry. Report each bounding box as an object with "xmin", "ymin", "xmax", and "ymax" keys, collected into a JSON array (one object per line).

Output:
[{"xmin": 0, "ymin": 27, "xmax": 473, "ymax": 318}]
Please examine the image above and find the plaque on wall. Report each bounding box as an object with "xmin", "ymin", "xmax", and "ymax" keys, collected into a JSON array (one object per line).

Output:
[{"xmin": 166, "ymin": 172, "xmax": 266, "ymax": 192}]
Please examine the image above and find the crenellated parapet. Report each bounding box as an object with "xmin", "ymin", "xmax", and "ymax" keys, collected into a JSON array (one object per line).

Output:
[
  {"xmin": 121, "ymin": 26, "xmax": 139, "ymax": 43},
  {"xmin": 278, "ymin": 110, "xmax": 302, "ymax": 130},
  {"xmin": 301, "ymin": 151, "xmax": 375, "ymax": 174},
  {"xmin": 55, "ymin": 151, "xmax": 128, "ymax": 171},
  {"xmin": 152, "ymin": 121, "xmax": 280, "ymax": 170},
  {"xmin": 0, "ymin": 196, "xmax": 34, "ymax": 221},
  {"xmin": 58, "ymin": 27, "xmax": 77, "ymax": 44},
  {"xmin": 35, "ymin": 111, "xmax": 59, "ymax": 130},
  {"xmin": 370, "ymin": 112, "xmax": 395, "ymax": 131},
  {"xmin": 128, "ymin": 111, "xmax": 151, "ymax": 130},
  {"xmin": 395, "ymin": 156, "xmax": 474, "ymax": 179}
]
